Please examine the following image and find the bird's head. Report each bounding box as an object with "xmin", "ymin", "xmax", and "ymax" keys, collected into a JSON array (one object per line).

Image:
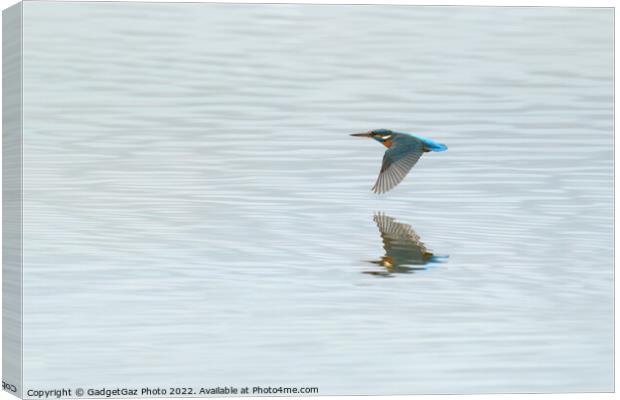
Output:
[
  {"xmin": 351, "ymin": 129, "xmax": 394, "ymax": 144},
  {"xmin": 351, "ymin": 129, "xmax": 395, "ymax": 148}
]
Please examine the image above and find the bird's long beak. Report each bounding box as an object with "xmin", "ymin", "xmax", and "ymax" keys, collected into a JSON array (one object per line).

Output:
[{"xmin": 351, "ymin": 132, "xmax": 372, "ymax": 138}]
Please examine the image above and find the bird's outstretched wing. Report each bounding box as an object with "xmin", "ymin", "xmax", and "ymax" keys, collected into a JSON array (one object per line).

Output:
[
  {"xmin": 373, "ymin": 212, "xmax": 431, "ymax": 265},
  {"xmin": 372, "ymin": 136, "xmax": 424, "ymax": 194}
]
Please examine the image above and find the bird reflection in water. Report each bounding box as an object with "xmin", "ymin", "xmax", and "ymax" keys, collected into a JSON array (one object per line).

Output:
[{"xmin": 364, "ymin": 212, "xmax": 447, "ymax": 277}]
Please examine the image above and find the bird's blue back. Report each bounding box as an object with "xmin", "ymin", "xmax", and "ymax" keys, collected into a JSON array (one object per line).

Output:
[{"xmin": 394, "ymin": 131, "xmax": 448, "ymax": 152}]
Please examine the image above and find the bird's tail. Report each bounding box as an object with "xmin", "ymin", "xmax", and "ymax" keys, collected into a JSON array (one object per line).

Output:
[
  {"xmin": 430, "ymin": 143, "xmax": 448, "ymax": 152},
  {"xmin": 419, "ymin": 136, "xmax": 448, "ymax": 152}
]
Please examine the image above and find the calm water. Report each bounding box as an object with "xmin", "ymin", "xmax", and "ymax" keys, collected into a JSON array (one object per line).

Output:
[{"xmin": 20, "ymin": 3, "xmax": 612, "ymax": 394}]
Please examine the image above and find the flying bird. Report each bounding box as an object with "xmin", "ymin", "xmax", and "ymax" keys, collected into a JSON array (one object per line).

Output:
[
  {"xmin": 351, "ymin": 129, "xmax": 447, "ymax": 193},
  {"xmin": 365, "ymin": 213, "xmax": 446, "ymax": 277}
]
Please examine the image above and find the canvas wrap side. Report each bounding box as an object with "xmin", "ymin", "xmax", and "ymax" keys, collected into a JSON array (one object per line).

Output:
[{"xmin": 3, "ymin": 2, "xmax": 23, "ymax": 397}]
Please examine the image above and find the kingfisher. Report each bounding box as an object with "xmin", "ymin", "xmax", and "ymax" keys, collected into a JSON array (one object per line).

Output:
[{"xmin": 351, "ymin": 129, "xmax": 447, "ymax": 194}]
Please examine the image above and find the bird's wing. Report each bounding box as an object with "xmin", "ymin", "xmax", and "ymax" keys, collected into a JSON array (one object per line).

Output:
[
  {"xmin": 372, "ymin": 137, "xmax": 424, "ymax": 194},
  {"xmin": 373, "ymin": 213, "xmax": 430, "ymax": 265}
]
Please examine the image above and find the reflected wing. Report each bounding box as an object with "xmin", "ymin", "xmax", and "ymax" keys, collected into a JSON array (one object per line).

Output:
[
  {"xmin": 372, "ymin": 136, "xmax": 424, "ymax": 194},
  {"xmin": 373, "ymin": 213, "xmax": 431, "ymax": 265}
]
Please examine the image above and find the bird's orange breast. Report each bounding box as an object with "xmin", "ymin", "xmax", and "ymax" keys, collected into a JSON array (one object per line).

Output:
[{"xmin": 382, "ymin": 139, "xmax": 393, "ymax": 148}]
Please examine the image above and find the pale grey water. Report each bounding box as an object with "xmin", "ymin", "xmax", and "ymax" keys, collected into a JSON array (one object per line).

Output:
[{"xmin": 19, "ymin": 2, "xmax": 612, "ymax": 395}]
